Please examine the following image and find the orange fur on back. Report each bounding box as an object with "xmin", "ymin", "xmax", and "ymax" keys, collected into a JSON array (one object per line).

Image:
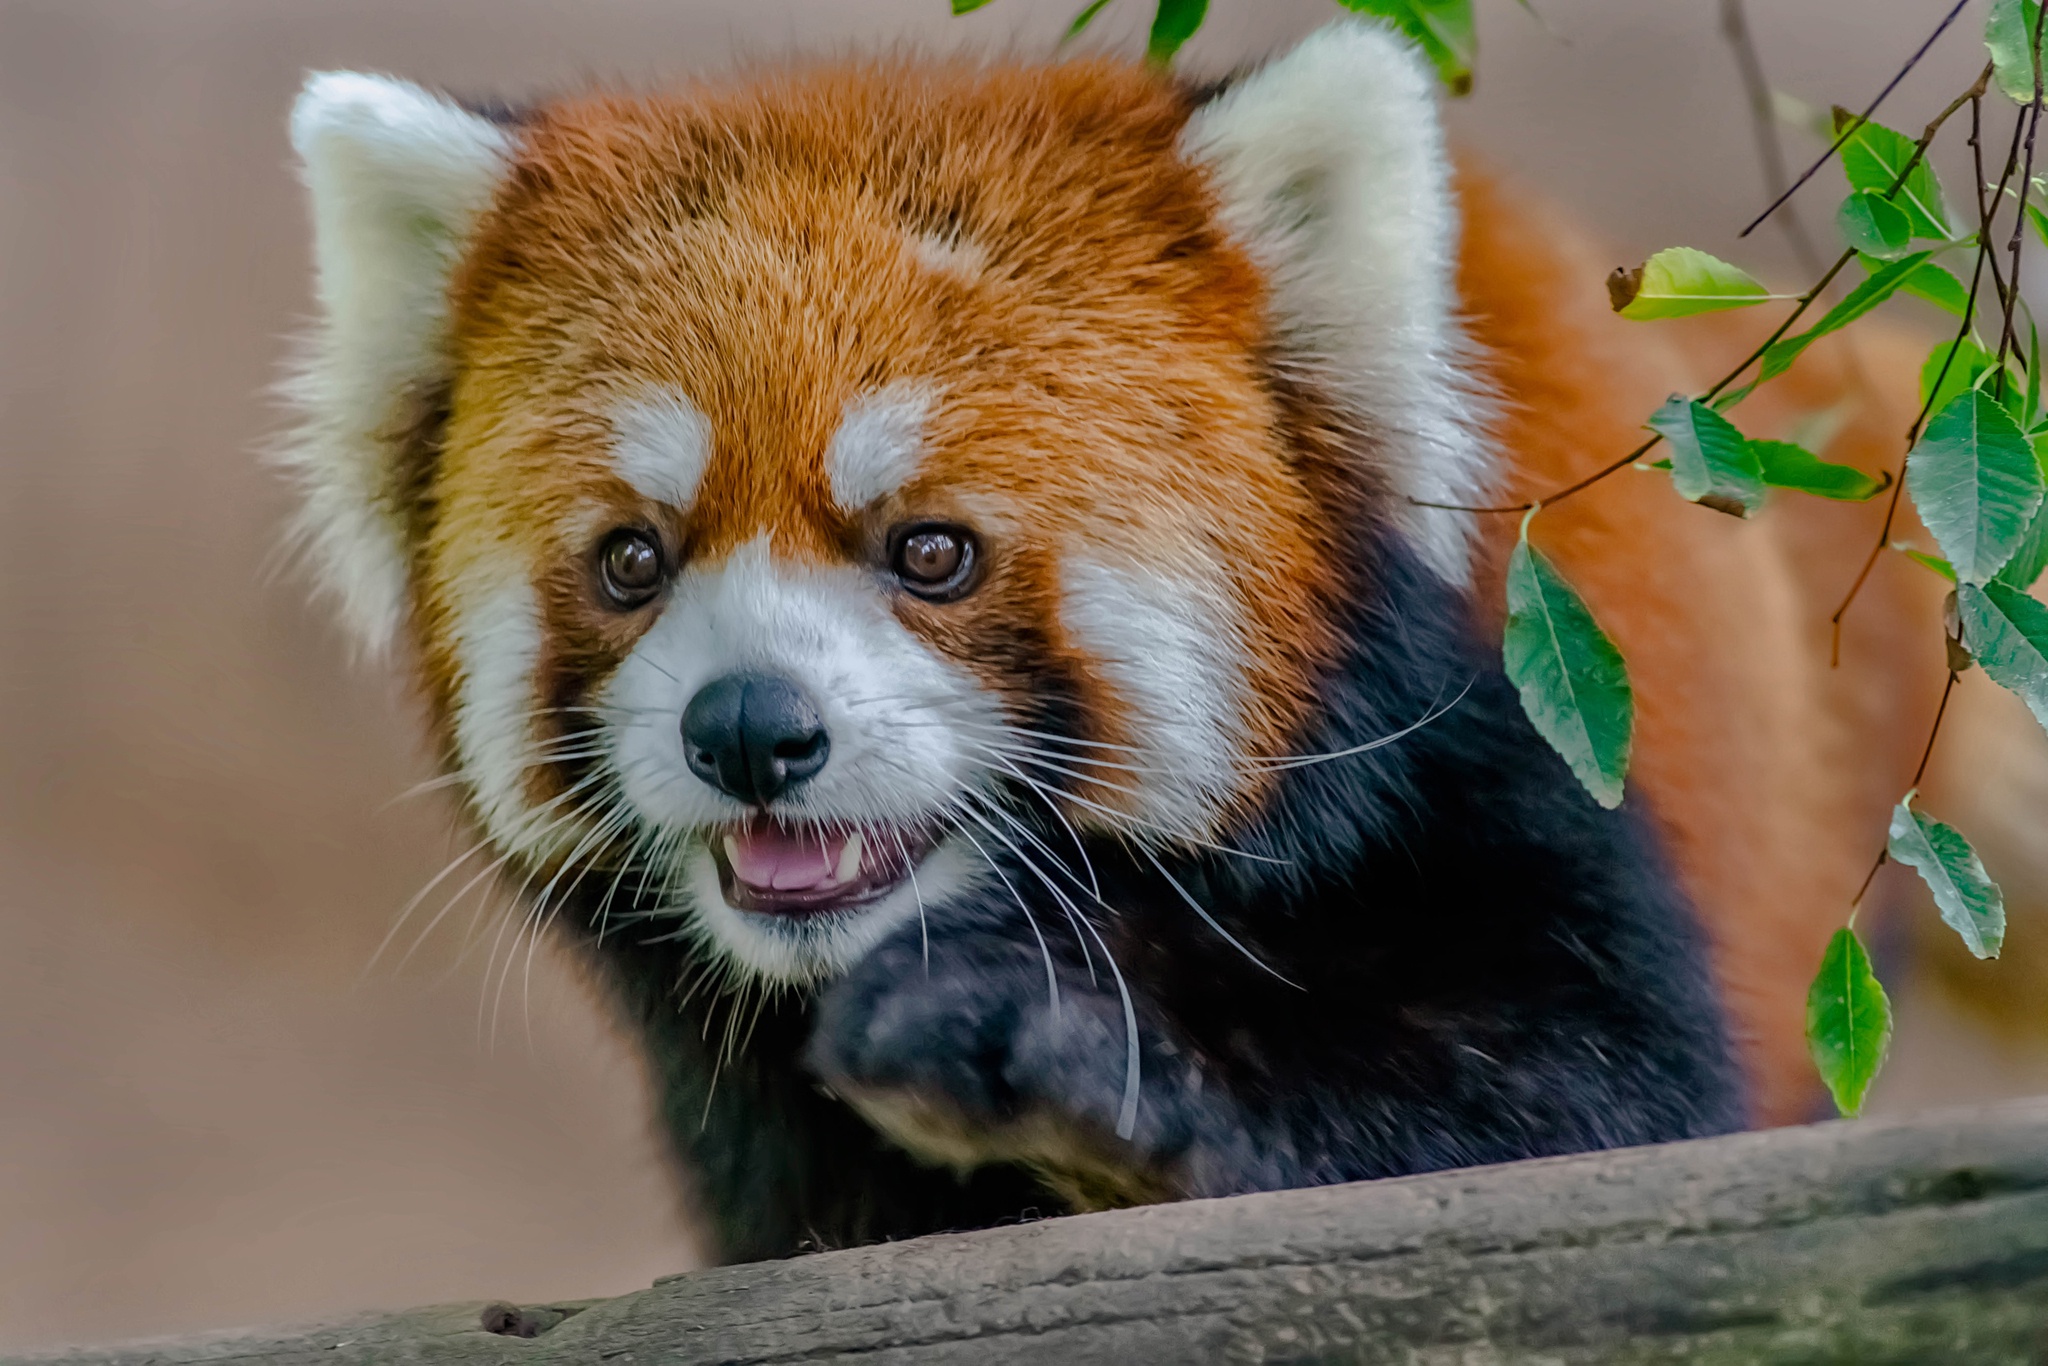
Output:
[{"xmin": 1458, "ymin": 170, "xmax": 1949, "ymax": 1123}]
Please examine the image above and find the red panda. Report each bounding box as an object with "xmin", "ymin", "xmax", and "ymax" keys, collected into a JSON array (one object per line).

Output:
[{"xmin": 279, "ymin": 21, "xmax": 2042, "ymax": 1260}]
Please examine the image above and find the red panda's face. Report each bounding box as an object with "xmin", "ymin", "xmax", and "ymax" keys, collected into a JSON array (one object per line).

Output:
[{"xmin": 286, "ymin": 36, "xmax": 1481, "ymax": 984}]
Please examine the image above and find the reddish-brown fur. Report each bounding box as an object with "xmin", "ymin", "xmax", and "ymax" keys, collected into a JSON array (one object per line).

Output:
[
  {"xmin": 426, "ymin": 61, "xmax": 1337, "ymax": 825},
  {"xmin": 410, "ymin": 57, "xmax": 1944, "ymax": 1127},
  {"xmin": 1460, "ymin": 174, "xmax": 1947, "ymax": 1123}
]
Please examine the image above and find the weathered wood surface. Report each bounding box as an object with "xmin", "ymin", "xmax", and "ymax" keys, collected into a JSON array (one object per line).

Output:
[{"xmin": 20, "ymin": 1098, "xmax": 2048, "ymax": 1365}]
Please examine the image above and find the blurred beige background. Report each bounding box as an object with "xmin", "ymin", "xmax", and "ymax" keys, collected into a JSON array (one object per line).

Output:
[{"xmin": 0, "ymin": 0, "xmax": 2033, "ymax": 1351}]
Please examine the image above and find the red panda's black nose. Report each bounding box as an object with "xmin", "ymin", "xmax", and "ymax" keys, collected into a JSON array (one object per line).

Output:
[{"xmin": 682, "ymin": 672, "xmax": 830, "ymax": 806}]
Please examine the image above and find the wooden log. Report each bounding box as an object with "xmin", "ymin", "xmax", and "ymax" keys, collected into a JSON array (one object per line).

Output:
[{"xmin": 20, "ymin": 1098, "xmax": 2048, "ymax": 1365}]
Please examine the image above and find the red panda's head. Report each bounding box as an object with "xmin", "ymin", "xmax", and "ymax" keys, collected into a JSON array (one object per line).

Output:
[{"xmin": 283, "ymin": 23, "xmax": 1490, "ymax": 984}]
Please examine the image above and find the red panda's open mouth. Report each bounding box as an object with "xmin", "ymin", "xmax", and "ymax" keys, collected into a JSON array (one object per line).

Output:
[{"xmin": 712, "ymin": 820, "xmax": 935, "ymax": 918}]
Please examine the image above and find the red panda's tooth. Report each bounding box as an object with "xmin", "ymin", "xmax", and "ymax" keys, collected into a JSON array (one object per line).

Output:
[{"xmin": 834, "ymin": 831, "xmax": 864, "ymax": 884}]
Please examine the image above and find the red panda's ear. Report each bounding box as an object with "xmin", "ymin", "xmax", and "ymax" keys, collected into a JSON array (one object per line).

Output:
[
  {"xmin": 281, "ymin": 72, "xmax": 514, "ymax": 655},
  {"xmin": 1182, "ymin": 21, "xmax": 1494, "ymax": 585}
]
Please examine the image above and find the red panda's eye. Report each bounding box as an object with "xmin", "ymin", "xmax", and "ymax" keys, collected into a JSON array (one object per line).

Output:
[
  {"xmin": 598, "ymin": 529, "xmax": 665, "ymax": 608},
  {"xmin": 891, "ymin": 525, "xmax": 977, "ymax": 600}
]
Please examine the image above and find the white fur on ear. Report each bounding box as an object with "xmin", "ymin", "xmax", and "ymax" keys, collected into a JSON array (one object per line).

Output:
[
  {"xmin": 1181, "ymin": 21, "xmax": 1493, "ymax": 586},
  {"xmin": 281, "ymin": 71, "xmax": 514, "ymax": 654}
]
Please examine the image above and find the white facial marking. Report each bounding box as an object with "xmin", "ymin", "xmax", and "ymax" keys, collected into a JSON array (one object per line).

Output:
[
  {"xmin": 445, "ymin": 566, "xmax": 567, "ymax": 859},
  {"xmin": 601, "ymin": 537, "xmax": 1003, "ymax": 982},
  {"xmin": 609, "ymin": 388, "xmax": 714, "ymax": 508},
  {"xmin": 283, "ymin": 72, "xmax": 514, "ymax": 655},
  {"xmin": 1061, "ymin": 554, "xmax": 1253, "ymax": 837},
  {"xmin": 825, "ymin": 383, "xmax": 935, "ymax": 512}
]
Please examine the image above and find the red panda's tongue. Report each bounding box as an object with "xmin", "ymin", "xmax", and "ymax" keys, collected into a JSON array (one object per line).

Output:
[{"xmin": 721, "ymin": 826, "xmax": 860, "ymax": 893}]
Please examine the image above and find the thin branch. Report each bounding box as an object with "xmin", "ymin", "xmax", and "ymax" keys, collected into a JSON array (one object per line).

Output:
[
  {"xmin": 1411, "ymin": 249, "xmax": 1859, "ymax": 515},
  {"xmin": 1720, "ymin": 0, "xmax": 1827, "ymax": 277},
  {"xmin": 1911, "ymin": 669, "xmax": 1961, "ymax": 791},
  {"xmin": 1997, "ymin": 0, "xmax": 2048, "ymax": 378},
  {"xmin": 1974, "ymin": 88, "xmax": 2021, "ymax": 342},
  {"xmin": 1739, "ymin": 0, "xmax": 1971, "ymax": 239},
  {"xmin": 1417, "ymin": 73, "xmax": 1985, "ymax": 519},
  {"xmin": 1848, "ymin": 667, "xmax": 1959, "ymax": 913},
  {"xmin": 1832, "ymin": 78, "xmax": 2020, "ymax": 656}
]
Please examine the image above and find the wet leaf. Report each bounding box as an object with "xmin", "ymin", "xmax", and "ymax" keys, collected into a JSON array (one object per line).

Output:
[
  {"xmin": 1896, "ymin": 545, "xmax": 1958, "ymax": 580},
  {"xmin": 1755, "ymin": 251, "xmax": 1934, "ymax": 386},
  {"xmin": 1144, "ymin": 0, "xmax": 1207, "ymax": 64},
  {"xmin": 1751, "ymin": 440, "xmax": 1886, "ymax": 501},
  {"xmin": 2028, "ymin": 320, "xmax": 2042, "ymax": 428},
  {"xmin": 1920, "ymin": 336, "xmax": 1998, "ymax": 422},
  {"xmin": 1995, "ymin": 498, "xmax": 2048, "ymax": 589},
  {"xmin": 2021, "ymin": 177, "xmax": 2048, "ymax": 247},
  {"xmin": 1834, "ymin": 108, "xmax": 1955, "ymax": 240},
  {"xmin": 1807, "ymin": 927, "xmax": 1892, "ymax": 1117},
  {"xmin": 1888, "ymin": 794, "xmax": 2006, "ymax": 959},
  {"xmin": 1339, "ymin": 0, "xmax": 1477, "ymax": 94},
  {"xmin": 1838, "ymin": 191, "xmax": 1913, "ymax": 259},
  {"xmin": 1646, "ymin": 395, "xmax": 1764, "ymax": 516},
  {"xmin": 1905, "ymin": 389, "xmax": 2045, "ymax": 583},
  {"xmin": 1890, "ymin": 255, "xmax": 1974, "ymax": 316},
  {"xmin": 1958, "ymin": 580, "xmax": 2048, "ymax": 732},
  {"xmin": 1608, "ymin": 247, "xmax": 1771, "ymax": 320},
  {"xmin": 1063, "ymin": 0, "xmax": 1116, "ymax": 39},
  {"xmin": 1503, "ymin": 517, "xmax": 1632, "ymax": 809},
  {"xmin": 1988, "ymin": 0, "xmax": 2048, "ymax": 102}
]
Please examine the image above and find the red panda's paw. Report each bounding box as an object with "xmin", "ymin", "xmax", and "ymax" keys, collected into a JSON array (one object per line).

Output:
[{"xmin": 804, "ymin": 931, "xmax": 1225, "ymax": 1211}]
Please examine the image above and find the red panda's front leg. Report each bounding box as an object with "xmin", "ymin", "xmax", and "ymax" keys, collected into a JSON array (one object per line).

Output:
[{"xmin": 805, "ymin": 907, "xmax": 1270, "ymax": 1210}]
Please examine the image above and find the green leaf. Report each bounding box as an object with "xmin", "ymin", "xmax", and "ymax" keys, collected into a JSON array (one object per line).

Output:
[
  {"xmin": 1889, "ymin": 254, "xmax": 1974, "ymax": 316},
  {"xmin": 1807, "ymin": 927, "xmax": 1892, "ymax": 1117},
  {"xmin": 1905, "ymin": 389, "xmax": 2045, "ymax": 583},
  {"xmin": 1920, "ymin": 336, "xmax": 1998, "ymax": 421},
  {"xmin": 1988, "ymin": 0, "xmax": 2047, "ymax": 102},
  {"xmin": 952, "ymin": 0, "xmax": 996, "ymax": 12},
  {"xmin": 1608, "ymin": 247, "xmax": 1772, "ymax": 320},
  {"xmin": 2028, "ymin": 320, "xmax": 2041, "ymax": 427},
  {"xmin": 1756, "ymin": 251, "xmax": 1935, "ymax": 387},
  {"xmin": 1834, "ymin": 109, "xmax": 1955, "ymax": 241},
  {"xmin": 1897, "ymin": 546, "xmax": 1958, "ymax": 580},
  {"xmin": 1995, "ymin": 497, "xmax": 2048, "ymax": 588},
  {"xmin": 1144, "ymin": 0, "xmax": 1206, "ymax": 65},
  {"xmin": 2021, "ymin": 177, "xmax": 2048, "ymax": 247},
  {"xmin": 1888, "ymin": 794, "xmax": 2006, "ymax": 959},
  {"xmin": 1958, "ymin": 580, "xmax": 2048, "ymax": 732},
  {"xmin": 1339, "ymin": 0, "xmax": 1477, "ymax": 94},
  {"xmin": 1646, "ymin": 395, "xmax": 1765, "ymax": 517},
  {"xmin": 1837, "ymin": 191, "xmax": 1914, "ymax": 259},
  {"xmin": 1752, "ymin": 439, "xmax": 1886, "ymax": 501},
  {"xmin": 1502, "ymin": 517, "xmax": 1633, "ymax": 810},
  {"xmin": 1062, "ymin": 0, "xmax": 1116, "ymax": 39}
]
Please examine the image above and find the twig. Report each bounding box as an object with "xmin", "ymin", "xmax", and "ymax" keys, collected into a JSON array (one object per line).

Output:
[
  {"xmin": 1415, "ymin": 74, "xmax": 1985, "ymax": 518},
  {"xmin": 1973, "ymin": 89, "xmax": 2021, "ymax": 346},
  {"xmin": 1848, "ymin": 667, "xmax": 1959, "ymax": 913},
  {"xmin": 1720, "ymin": 0, "xmax": 1827, "ymax": 277},
  {"xmin": 1739, "ymin": 0, "xmax": 1971, "ymax": 240},
  {"xmin": 1831, "ymin": 73, "xmax": 2017, "ymax": 657},
  {"xmin": 1996, "ymin": 0, "xmax": 2048, "ymax": 377}
]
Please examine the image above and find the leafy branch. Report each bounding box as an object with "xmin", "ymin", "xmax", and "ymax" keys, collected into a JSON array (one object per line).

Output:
[
  {"xmin": 961, "ymin": 0, "xmax": 1486, "ymax": 81},
  {"xmin": 1521, "ymin": 4, "xmax": 2048, "ymax": 1116}
]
